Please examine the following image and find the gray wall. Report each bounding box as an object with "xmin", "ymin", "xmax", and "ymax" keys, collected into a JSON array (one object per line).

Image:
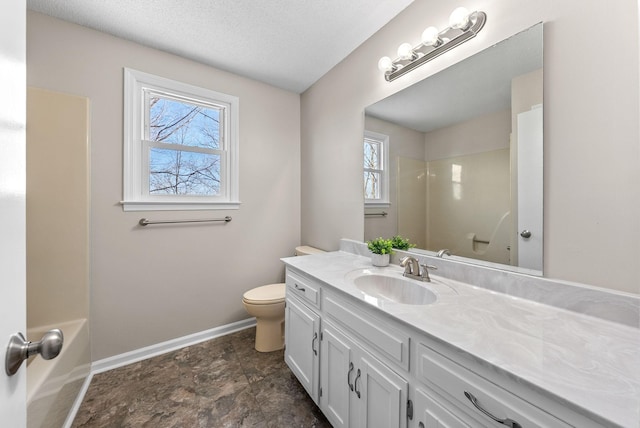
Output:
[
  {"xmin": 27, "ymin": 12, "xmax": 302, "ymax": 360},
  {"xmin": 301, "ymin": 0, "xmax": 640, "ymax": 295}
]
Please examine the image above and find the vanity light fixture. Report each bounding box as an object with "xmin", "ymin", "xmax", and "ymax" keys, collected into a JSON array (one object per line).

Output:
[{"xmin": 378, "ymin": 7, "xmax": 487, "ymax": 82}]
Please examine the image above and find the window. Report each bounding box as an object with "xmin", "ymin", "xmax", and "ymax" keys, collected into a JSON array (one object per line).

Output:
[
  {"xmin": 363, "ymin": 130, "xmax": 389, "ymax": 207},
  {"xmin": 122, "ymin": 68, "xmax": 239, "ymax": 211}
]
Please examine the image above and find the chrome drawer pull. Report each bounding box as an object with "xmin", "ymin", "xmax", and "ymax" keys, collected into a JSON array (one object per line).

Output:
[
  {"xmin": 294, "ymin": 283, "xmax": 306, "ymax": 292},
  {"xmin": 464, "ymin": 391, "xmax": 522, "ymax": 428},
  {"xmin": 354, "ymin": 368, "xmax": 362, "ymax": 398},
  {"xmin": 347, "ymin": 362, "xmax": 354, "ymax": 390},
  {"xmin": 311, "ymin": 332, "xmax": 318, "ymax": 356}
]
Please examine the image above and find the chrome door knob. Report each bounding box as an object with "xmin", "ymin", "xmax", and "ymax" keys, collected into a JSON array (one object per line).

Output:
[
  {"xmin": 5, "ymin": 328, "xmax": 64, "ymax": 376},
  {"xmin": 520, "ymin": 230, "xmax": 532, "ymax": 239}
]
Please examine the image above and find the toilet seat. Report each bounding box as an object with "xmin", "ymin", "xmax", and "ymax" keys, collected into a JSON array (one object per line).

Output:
[{"xmin": 242, "ymin": 283, "xmax": 285, "ymax": 305}]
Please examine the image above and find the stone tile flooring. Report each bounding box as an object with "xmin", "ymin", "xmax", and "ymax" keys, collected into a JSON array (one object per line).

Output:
[{"xmin": 72, "ymin": 327, "xmax": 332, "ymax": 427}]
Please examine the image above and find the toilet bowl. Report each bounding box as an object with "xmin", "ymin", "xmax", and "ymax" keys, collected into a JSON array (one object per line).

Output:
[
  {"xmin": 243, "ymin": 246, "xmax": 324, "ymax": 352},
  {"xmin": 242, "ymin": 283, "xmax": 286, "ymax": 352}
]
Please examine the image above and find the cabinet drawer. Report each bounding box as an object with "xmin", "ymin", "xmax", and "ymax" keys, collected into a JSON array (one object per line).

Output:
[
  {"xmin": 286, "ymin": 270, "xmax": 320, "ymax": 309},
  {"xmin": 324, "ymin": 294, "xmax": 409, "ymax": 371},
  {"xmin": 416, "ymin": 343, "xmax": 571, "ymax": 428}
]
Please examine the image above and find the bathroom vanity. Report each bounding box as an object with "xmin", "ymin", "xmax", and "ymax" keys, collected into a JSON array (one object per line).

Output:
[{"xmin": 282, "ymin": 246, "xmax": 639, "ymax": 428}]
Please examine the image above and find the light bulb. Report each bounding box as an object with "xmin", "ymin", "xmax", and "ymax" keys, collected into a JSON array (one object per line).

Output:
[
  {"xmin": 449, "ymin": 7, "xmax": 471, "ymax": 30},
  {"xmin": 377, "ymin": 56, "xmax": 394, "ymax": 72},
  {"xmin": 397, "ymin": 43, "xmax": 415, "ymax": 60},
  {"xmin": 421, "ymin": 26, "xmax": 441, "ymax": 47}
]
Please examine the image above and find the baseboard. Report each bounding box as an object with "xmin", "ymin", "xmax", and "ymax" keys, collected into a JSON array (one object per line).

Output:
[
  {"xmin": 63, "ymin": 372, "xmax": 94, "ymax": 428},
  {"xmin": 92, "ymin": 318, "xmax": 256, "ymax": 374}
]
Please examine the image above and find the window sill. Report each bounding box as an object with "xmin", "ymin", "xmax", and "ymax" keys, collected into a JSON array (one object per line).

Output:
[
  {"xmin": 121, "ymin": 200, "xmax": 241, "ymax": 212},
  {"xmin": 365, "ymin": 202, "xmax": 391, "ymax": 209}
]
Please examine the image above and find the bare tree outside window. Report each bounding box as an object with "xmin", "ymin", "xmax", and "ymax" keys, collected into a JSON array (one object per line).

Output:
[
  {"xmin": 123, "ymin": 68, "xmax": 239, "ymax": 210},
  {"xmin": 147, "ymin": 96, "xmax": 223, "ymax": 196},
  {"xmin": 364, "ymin": 138, "xmax": 381, "ymax": 199}
]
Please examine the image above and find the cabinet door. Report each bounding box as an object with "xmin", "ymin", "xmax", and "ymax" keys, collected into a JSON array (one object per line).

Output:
[
  {"xmin": 358, "ymin": 353, "xmax": 409, "ymax": 428},
  {"xmin": 414, "ymin": 387, "xmax": 474, "ymax": 428},
  {"xmin": 284, "ymin": 296, "xmax": 320, "ymax": 402},
  {"xmin": 320, "ymin": 323, "xmax": 355, "ymax": 428}
]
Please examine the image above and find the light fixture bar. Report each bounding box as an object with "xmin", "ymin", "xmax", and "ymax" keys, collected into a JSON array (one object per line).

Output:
[{"xmin": 383, "ymin": 11, "xmax": 486, "ymax": 82}]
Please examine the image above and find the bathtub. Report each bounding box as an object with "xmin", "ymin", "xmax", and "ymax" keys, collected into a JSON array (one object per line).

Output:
[{"xmin": 27, "ymin": 319, "xmax": 90, "ymax": 428}]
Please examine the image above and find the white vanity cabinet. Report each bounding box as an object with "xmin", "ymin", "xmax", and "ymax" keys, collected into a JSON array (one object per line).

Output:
[
  {"xmin": 413, "ymin": 343, "xmax": 575, "ymax": 428},
  {"xmin": 413, "ymin": 386, "xmax": 476, "ymax": 428},
  {"xmin": 320, "ymin": 321, "xmax": 409, "ymax": 428},
  {"xmin": 318, "ymin": 323, "xmax": 353, "ymax": 427},
  {"xmin": 284, "ymin": 295, "xmax": 320, "ymax": 401},
  {"xmin": 283, "ymin": 265, "xmax": 609, "ymax": 428},
  {"xmin": 284, "ymin": 270, "xmax": 321, "ymax": 402}
]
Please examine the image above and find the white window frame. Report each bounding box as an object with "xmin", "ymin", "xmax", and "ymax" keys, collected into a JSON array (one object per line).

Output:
[
  {"xmin": 122, "ymin": 68, "xmax": 240, "ymax": 211},
  {"xmin": 364, "ymin": 130, "xmax": 390, "ymax": 207}
]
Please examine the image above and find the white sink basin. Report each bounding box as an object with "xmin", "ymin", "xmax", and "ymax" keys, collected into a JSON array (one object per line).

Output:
[{"xmin": 345, "ymin": 268, "xmax": 439, "ymax": 306}]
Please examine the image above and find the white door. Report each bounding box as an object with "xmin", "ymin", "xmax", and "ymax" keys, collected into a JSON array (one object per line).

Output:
[
  {"xmin": 0, "ymin": 0, "xmax": 27, "ymax": 425},
  {"xmin": 517, "ymin": 106, "xmax": 543, "ymax": 271}
]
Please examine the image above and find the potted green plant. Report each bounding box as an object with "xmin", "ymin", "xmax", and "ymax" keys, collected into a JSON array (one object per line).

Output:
[
  {"xmin": 366, "ymin": 237, "xmax": 393, "ymax": 266},
  {"xmin": 391, "ymin": 235, "xmax": 415, "ymax": 251}
]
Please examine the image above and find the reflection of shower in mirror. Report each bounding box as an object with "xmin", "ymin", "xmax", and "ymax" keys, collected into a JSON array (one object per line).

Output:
[{"xmin": 466, "ymin": 211, "xmax": 511, "ymax": 264}]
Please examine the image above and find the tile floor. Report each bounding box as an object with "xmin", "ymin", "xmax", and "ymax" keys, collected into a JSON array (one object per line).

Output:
[{"xmin": 71, "ymin": 327, "xmax": 332, "ymax": 427}]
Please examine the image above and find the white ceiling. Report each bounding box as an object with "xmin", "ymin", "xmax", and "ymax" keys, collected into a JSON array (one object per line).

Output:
[{"xmin": 26, "ymin": 0, "xmax": 414, "ymax": 93}]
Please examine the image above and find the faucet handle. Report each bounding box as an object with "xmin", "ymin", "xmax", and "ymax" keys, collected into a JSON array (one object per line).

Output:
[{"xmin": 419, "ymin": 264, "xmax": 437, "ymax": 282}]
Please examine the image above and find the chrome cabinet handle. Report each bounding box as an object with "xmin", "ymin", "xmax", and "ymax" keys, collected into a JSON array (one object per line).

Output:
[
  {"xmin": 311, "ymin": 332, "xmax": 318, "ymax": 356},
  {"xmin": 464, "ymin": 391, "xmax": 522, "ymax": 428},
  {"xmin": 5, "ymin": 329, "xmax": 64, "ymax": 376},
  {"xmin": 354, "ymin": 368, "xmax": 362, "ymax": 398},
  {"xmin": 418, "ymin": 423, "xmax": 425, "ymax": 428},
  {"xmin": 294, "ymin": 283, "xmax": 306, "ymax": 292},
  {"xmin": 347, "ymin": 362, "xmax": 354, "ymax": 390}
]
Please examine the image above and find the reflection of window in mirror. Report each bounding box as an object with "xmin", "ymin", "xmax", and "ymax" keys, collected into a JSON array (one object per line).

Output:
[
  {"xmin": 451, "ymin": 163, "xmax": 462, "ymax": 200},
  {"xmin": 364, "ymin": 130, "xmax": 389, "ymax": 207}
]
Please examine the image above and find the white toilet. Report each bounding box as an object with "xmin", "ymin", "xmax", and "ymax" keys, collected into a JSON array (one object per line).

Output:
[{"xmin": 242, "ymin": 246, "xmax": 324, "ymax": 352}]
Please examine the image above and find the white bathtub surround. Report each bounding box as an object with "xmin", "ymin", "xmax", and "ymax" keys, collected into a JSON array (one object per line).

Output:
[
  {"xmin": 340, "ymin": 239, "xmax": 640, "ymax": 328},
  {"xmin": 26, "ymin": 88, "xmax": 92, "ymax": 428},
  {"xmin": 283, "ymin": 247, "xmax": 640, "ymax": 427},
  {"xmin": 27, "ymin": 319, "xmax": 90, "ymax": 428}
]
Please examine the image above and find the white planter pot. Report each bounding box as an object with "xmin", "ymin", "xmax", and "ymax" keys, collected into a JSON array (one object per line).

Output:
[{"xmin": 371, "ymin": 253, "xmax": 390, "ymax": 267}]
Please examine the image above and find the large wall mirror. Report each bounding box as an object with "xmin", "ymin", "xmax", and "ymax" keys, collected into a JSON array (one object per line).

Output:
[{"xmin": 364, "ymin": 23, "xmax": 543, "ymax": 274}]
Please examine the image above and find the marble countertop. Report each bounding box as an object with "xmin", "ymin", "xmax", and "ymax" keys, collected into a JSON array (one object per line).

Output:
[{"xmin": 282, "ymin": 251, "xmax": 640, "ymax": 428}]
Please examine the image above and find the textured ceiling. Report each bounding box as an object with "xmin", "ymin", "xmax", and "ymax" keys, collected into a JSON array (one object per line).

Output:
[{"xmin": 26, "ymin": 0, "xmax": 414, "ymax": 93}]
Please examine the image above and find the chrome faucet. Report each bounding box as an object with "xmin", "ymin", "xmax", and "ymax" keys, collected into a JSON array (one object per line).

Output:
[
  {"xmin": 436, "ymin": 249, "xmax": 451, "ymax": 258},
  {"xmin": 400, "ymin": 256, "xmax": 436, "ymax": 282},
  {"xmin": 400, "ymin": 256, "xmax": 420, "ymax": 276}
]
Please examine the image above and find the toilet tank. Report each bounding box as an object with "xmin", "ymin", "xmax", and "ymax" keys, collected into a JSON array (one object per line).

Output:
[{"xmin": 295, "ymin": 246, "xmax": 325, "ymax": 256}]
